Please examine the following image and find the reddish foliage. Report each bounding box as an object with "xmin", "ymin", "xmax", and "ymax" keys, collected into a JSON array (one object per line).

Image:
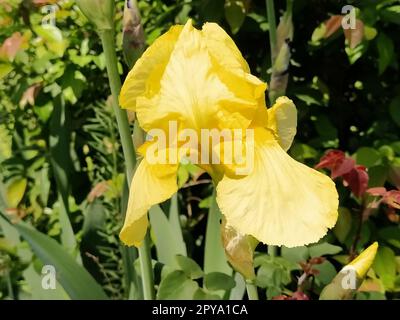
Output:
[
  {"xmin": 272, "ymin": 291, "xmax": 310, "ymax": 300},
  {"xmin": 324, "ymin": 15, "xmax": 343, "ymax": 38},
  {"xmin": 367, "ymin": 187, "xmax": 400, "ymax": 210},
  {"xmin": 316, "ymin": 150, "xmax": 369, "ymax": 197},
  {"xmin": 342, "ymin": 165, "xmax": 369, "ymax": 198},
  {"xmin": 0, "ymin": 32, "xmax": 25, "ymax": 61}
]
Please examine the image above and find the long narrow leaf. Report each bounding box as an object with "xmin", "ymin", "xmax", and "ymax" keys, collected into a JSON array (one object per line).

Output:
[{"xmin": 10, "ymin": 220, "xmax": 108, "ymax": 300}]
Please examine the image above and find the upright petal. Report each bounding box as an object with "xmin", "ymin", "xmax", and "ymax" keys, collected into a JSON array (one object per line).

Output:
[
  {"xmin": 119, "ymin": 25, "xmax": 183, "ymax": 110},
  {"xmin": 123, "ymin": 20, "xmax": 266, "ymax": 133},
  {"xmin": 120, "ymin": 158, "xmax": 178, "ymax": 246},
  {"xmin": 216, "ymin": 128, "xmax": 338, "ymax": 247}
]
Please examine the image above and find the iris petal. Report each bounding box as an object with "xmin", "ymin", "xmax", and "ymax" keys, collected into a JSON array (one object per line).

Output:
[
  {"xmin": 121, "ymin": 20, "xmax": 266, "ymax": 133},
  {"xmin": 216, "ymin": 128, "xmax": 338, "ymax": 247},
  {"xmin": 120, "ymin": 158, "xmax": 178, "ymax": 246}
]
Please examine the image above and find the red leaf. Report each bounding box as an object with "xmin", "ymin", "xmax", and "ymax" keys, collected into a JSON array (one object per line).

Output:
[
  {"xmin": 87, "ymin": 181, "xmax": 109, "ymax": 202},
  {"xmin": 344, "ymin": 19, "xmax": 364, "ymax": 49},
  {"xmin": 343, "ymin": 165, "xmax": 369, "ymax": 197},
  {"xmin": 366, "ymin": 187, "xmax": 387, "ymax": 196},
  {"xmin": 20, "ymin": 83, "xmax": 41, "ymax": 107},
  {"xmin": 316, "ymin": 150, "xmax": 354, "ymax": 178},
  {"xmin": 0, "ymin": 32, "xmax": 25, "ymax": 61},
  {"xmin": 383, "ymin": 190, "xmax": 400, "ymax": 209},
  {"xmin": 324, "ymin": 15, "xmax": 343, "ymax": 38}
]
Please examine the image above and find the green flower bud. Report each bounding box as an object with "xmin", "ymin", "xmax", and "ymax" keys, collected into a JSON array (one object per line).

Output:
[{"xmin": 75, "ymin": 0, "xmax": 115, "ymax": 31}]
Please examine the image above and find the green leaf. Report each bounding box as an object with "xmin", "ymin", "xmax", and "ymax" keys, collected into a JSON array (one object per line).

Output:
[
  {"xmin": 204, "ymin": 272, "xmax": 236, "ymax": 291},
  {"xmin": 157, "ymin": 270, "xmax": 199, "ymax": 299},
  {"xmin": 194, "ymin": 288, "xmax": 221, "ymax": 300},
  {"xmin": 380, "ymin": 5, "xmax": 400, "ymax": 25},
  {"xmin": 0, "ymin": 63, "xmax": 13, "ymax": 79},
  {"xmin": 169, "ymin": 193, "xmax": 186, "ymax": 255},
  {"xmin": 373, "ymin": 246, "xmax": 396, "ymax": 290},
  {"xmin": 355, "ymin": 147, "xmax": 382, "ymax": 167},
  {"xmin": 281, "ymin": 246, "xmax": 309, "ymax": 264},
  {"xmin": 176, "ymin": 255, "xmax": 204, "ymax": 279},
  {"xmin": 389, "ymin": 96, "xmax": 400, "ymax": 127},
  {"xmin": 309, "ymin": 242, "xmax": 343, "ymax": 257},
  {"xmin": 34, "ymin": 25, "xmax": 67, "ymax": 57},
  {"xmin": 11, "ymin": 221, "xmax": 108, "ymax": 299},
  {"xmin": 204, "ymin": 192, "xmax": 231, "ymax": 276},
  {"xmin": 49, "ymin": 95, "xmax": 77, "ymax": 253},
  {"xmin": 376, "ymin": 32, "xmax": 394, "ymax": 74},
  {"xmin": 378, "ymin": 227, "xmax": 400, "ymax": 248},
  {"xmin": 368, "ymin": 165, "xmax": 388, "ymax": 187},
  {"xmin": 333, "ymin": 207, "xmax": 352, "ymax": 243},
  {"xmin": 6, "ymin": 178, "xmax": 27, "ymax": 208},
  {"xmin": 314, "ymin": 261, "xmax": 337, "ymax": 285},
  {"xmin": 149, "ymin": 205, "xmax": 186, "ymax": 268},
  {"xmin": 225, "ymin": 0, "xmax": 246, "ymax": 34},
  {"xmin": 23, "ymin": 264, "xmax": 69, "ymax": 300}
]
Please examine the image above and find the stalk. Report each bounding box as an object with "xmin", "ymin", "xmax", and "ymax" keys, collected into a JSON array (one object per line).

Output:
[
  {"xmin": 99, "ymin": 29, "xmax": 155, "ymax": 300},
  {"xmin": 266, "ymin": 0, "xmax": 277, "ymax": 64},
  {"xmin": 266, "ymin": 0, "xmax": 278, "ymax": 255},
  {"xmin": 246, "ymin": 282, "xmax": 259, "ymax": 300}
]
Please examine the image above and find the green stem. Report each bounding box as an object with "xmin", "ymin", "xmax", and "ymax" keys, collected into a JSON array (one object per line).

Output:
[
  {"xmin": 246, "ymin": 282, "xmax": 259, "ymax": 300},
  {"xmin": 100, "ymin": 29, "xmax": 136, "ymax": 179},
  {"xmin": 138, "ymin": 233, "xmax": 155, "ymax": 299},
  {"xmin": 99, "ymin": 29, "xmax": 155, "ymax": 300},
  {"xmin": 268, "ymin": 245, "xmax": 277, "ymax": 257},
  {"xmin": 266, "ymin": 0, "xmax": 277, "ymax": 65}
]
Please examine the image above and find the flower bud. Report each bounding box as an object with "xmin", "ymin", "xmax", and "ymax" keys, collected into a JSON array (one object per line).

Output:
[{"xmin": 75, "ymin": 0, "xmax": 115, "ymax": 31}]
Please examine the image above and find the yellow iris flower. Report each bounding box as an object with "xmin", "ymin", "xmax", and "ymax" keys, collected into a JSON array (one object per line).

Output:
[{"xmin": 119, "ymin": 20, "xmax": 339, "ymax": 248}]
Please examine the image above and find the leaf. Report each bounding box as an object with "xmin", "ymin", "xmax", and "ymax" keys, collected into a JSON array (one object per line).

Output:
[
  {"xmin": 389, "ymin": 96, "xmax": 400, "ymax": 127},
  {"xmin": 194, "ymin": 288, "xmax": 221, "ymax": 300},
  {"xmin": 364, "ymin": 25, "xmax": 377, "ymax": 40},
  {"xmin": 344, "ymin": 19, "xmax": 364, "ymax": 49},
  {"xmin": 149, "ymin": 205, "xmax": 186, "ymax": 268},
  {"xmin": 324, "ymin": 15, "xmax": 343, "ymax": 38},
  {"xmin": 367, "ymin": 165, "xmax": 388, "ymax": 188},
  {"xmin": 342, "ymin": 165, "xmax": 369, "ymax": 197},
  {"xmin": 355, "ymin": 147, "xmax": 382, "ymax": 167},
  {"xmin": 281, "ymin": 246, "xmax": 309, "ymax": 264},
  {"xmin": 176, "ymin": 255, "xmax": 203, "ymax": 280},
  {"xmin": 333, "ymin": 207, "xmax": 352, "ymax": 243},
  {"xmin": 49, "ymin": 95, "xmax": 76, "ymax": 253},
  {"xmin": 0, "ymin": 63, "xmax": 13, "ymax": 79},
  {"xmin": 22, "ymin": 264, "xmax": 69, "ymax": 300},
  {"xmin": 309, "ymin": 242, "xmax": 342, "ymax": 257},
  {"xmin": 157, "ymin": 270, "xmax": 198, "ymax": 299},
  {"xmin": 0, "ymin": 32, "xmax": 27, "ymax": 61},
  {"xmin": 380, "ymin": 5, "xmax": 400, "ymax": 25},
  {"xmin": 169, "ymin": 193, "xmax": 186, "ymax": 255},
  {"xmin": 315, "ymin": 150, "xmax": 354, "ymax": 178},
  {"xmin": 225, "ymin": 0, "xmax": 246, "ymax": 34},
  {"xmin": 376, "ymin": 32, "xmax": 394, "ymax": 74},
  {"xmin": 6, "ymin": 178, "xmax": 27, "ymax": 208},
  {"xmin": 204, "ymin": 192, "xmax": 232, "ymax": 276},
  {"xmin": 34, "ymin": 25, "xmax": 67, "ymax": 57},
  {"xmin": 11, "ymin": 220, "xmax": 108, "ymax": 299},
  {"xmin": 373, "ymin": 246, "xmax": 396, "ymax": 290},
  {"xmin": 204, "ymin": 272, "xmax": 236, "ymax": 291},
  {"xmin": 314, "ymin": 260, "xmax": 337, "ymax": 285}
]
